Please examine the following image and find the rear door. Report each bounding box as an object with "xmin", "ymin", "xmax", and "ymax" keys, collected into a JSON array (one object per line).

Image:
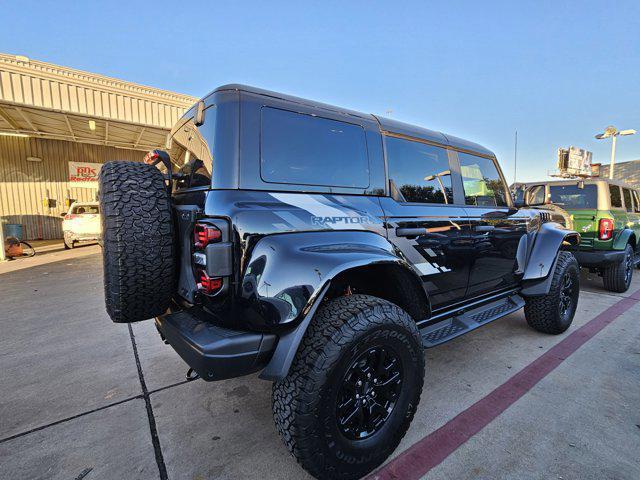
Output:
[
  {"xmin": 380, "ymin": 135, "xmax": 471, "ymax": 309},
  {"xmin": 456, "ymin": 152, "xmax": 528, "ymax": 297}
]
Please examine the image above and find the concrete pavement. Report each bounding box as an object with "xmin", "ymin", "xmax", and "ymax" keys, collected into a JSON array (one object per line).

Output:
[{"xmin": 0, "ymin": 251, "xmax": 638, "ymax": 480}]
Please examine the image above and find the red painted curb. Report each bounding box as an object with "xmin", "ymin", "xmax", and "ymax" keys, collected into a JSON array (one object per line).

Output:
[{"xmin": 368, "ymin": 289, "xmax": 640, "ymax": 480}]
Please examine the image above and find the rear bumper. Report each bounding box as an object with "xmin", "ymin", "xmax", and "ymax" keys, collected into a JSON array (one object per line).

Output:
[
  {"xmin": 64, "ymin": 231, "xmax": 101, "ymax": 242},
  {"xmin": 573, "ymin": 249, "xmax": 625, "ymax": 267},
  {"xmin": 155, "ymin": 308, "xmax": 277, "ymax": 381}
]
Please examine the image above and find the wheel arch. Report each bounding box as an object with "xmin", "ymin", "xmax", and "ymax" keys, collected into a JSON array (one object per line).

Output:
[
  {"xmin": 522, "ymin": 222, "xmax": 580, "ymax": 282},
  {"xmin": 252, "ymin": 231, "xmax": 430, "ymax": 381},
  {"xmin": 613, "ymin": 228, "xmax": 636, "ymax": 251}
]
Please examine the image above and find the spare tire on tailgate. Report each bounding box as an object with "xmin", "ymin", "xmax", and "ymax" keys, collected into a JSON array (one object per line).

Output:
[{"xmin": 98, "ymin": 161, "xmax": 174, "ymax": 323}]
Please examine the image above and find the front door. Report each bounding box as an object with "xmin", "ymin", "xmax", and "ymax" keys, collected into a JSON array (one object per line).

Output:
[
  {"xmin": 456, "ymin": 152, "xmax": 528, "ymax": 297},
  {"xmin": 380, "ymin": 136, "xmax": 471, "ymax": 309}
]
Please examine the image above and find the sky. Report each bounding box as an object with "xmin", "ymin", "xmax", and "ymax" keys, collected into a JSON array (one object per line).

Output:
[{"xmin": 1, "ymin": 0, "xmax": 639, "ymax": 182}]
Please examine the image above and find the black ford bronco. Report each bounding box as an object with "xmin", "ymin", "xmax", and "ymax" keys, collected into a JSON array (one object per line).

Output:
[{"xmin": 99, "ymin": 85, "xmax": 581, "ymax": 480}]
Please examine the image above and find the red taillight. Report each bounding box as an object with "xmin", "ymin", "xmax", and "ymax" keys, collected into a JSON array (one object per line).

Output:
[
  {"xmin": 196, "ymin": 269, "xmax": 222, "ymax": 294},
  {"xmin": 143, "ymin": 151, "xmax": 159, "ymax": 165},
  {"xmin": 64, "ymin": 214, "xmax": 77, "ymax": 220},
  {"xmin": 194, "ymin": 223, "xmax": 221, "ymax": 249},
  {"xmin": 598, "ymin": 218, "xmax": 614, "ymax": 240}
]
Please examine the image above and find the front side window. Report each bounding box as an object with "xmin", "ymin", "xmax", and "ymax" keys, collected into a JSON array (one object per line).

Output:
[
  {"xmin": 386, "ymin": 137, "xmax": 453, "ymax": 204},
  {"xmin": 549, "ymin": 184, "xmax": 597, "ymax": 209},
  {"xmin": 459, "ymin": 153, "xmax": 508, "ymax": 207},
  {"xmin": 610, "ymin": 185, "xmax": 622, "ymax": 208},
  {"xmin": 622, "ymin": 188, "xmax": 633, "ymax": 212},
  {"xmin": 260, "ymin": 107, "xmax": 369, "ymax": 188},
  {"xmin": 168, "ymin": 105, "xmax": 216, "ymax": 190}
]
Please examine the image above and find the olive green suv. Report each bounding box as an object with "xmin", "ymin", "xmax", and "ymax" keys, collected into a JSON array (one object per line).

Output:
[{"xmin": 515, "ymin": 179, "xmax": 640, "ymax": 292}]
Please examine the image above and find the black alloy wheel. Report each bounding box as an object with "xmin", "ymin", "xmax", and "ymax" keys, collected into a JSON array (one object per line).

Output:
[
  {"xmin": 337, "ymin": 345, "xmax": 403, "ymax": 440},
  {"xmin": 558, "ymin": 270, "xmax": 576, "ymax": 320}
]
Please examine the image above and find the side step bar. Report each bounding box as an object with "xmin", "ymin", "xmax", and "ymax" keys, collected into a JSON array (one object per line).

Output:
[{"xmin": 420, "ymin": 294, "xmax": 525, "ymax": 348}]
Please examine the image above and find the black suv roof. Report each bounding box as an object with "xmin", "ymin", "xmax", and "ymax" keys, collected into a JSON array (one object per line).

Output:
[{"xmin": 209, "ymin": 84, "xmax": 495, "ymax": 158}]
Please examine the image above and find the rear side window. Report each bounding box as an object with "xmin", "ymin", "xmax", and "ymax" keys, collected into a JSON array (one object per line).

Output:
[
  {"xmin": 610, "ymin": 185, "xmax": 622, "ymax": 208},
  {"xmin": 622, "ymin": 188, "xmax": 633, "ymax": 212},
  {"xmin": 260, "ymin": 107, "xmax": 369, "ymax": 188},
  {"xmin": 549, "ymin": 184, "xmax": 597, "ymax": 209},
  {"xmin": 385, "ymin": 137, "xmax": 453, "ymax": 204},
  {"xmin": 459, "ymin": 153, "xmax": 508, "ymax": 207},
  {"xmin": 634, "ymin": 190, "xmax": 640, "ymax": 213},
  {"xmin": 72, "ymin": 205, "xmax": 99, "ymax": 214}
]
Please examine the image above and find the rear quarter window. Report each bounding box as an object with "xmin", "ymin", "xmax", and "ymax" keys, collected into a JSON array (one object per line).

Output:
[
  {"xmin": 549, "ymin": 184, "xmax": 597, "ymax": 209},
  {"xmin": 622, "ymin": 188, "xmax": 633, "ymax": 212},
  {"xmin": 260, "ymin": 107, "xmax": 369, "ymax": 188},
  {"xmin": 609, "ymin": 185, "xmax": 622, "ymax": 208}
]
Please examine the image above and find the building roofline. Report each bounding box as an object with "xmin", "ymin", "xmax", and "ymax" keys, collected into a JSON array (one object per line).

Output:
[{"xmin": 0, "ymin": 53, "xmax": 198, "ymax": 107}]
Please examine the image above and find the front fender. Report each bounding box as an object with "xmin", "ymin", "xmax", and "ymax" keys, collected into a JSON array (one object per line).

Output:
[
  {"xmin": 612, "ymin": 228, "xmax": 636, "ymax": 251},
  {"xmin": 237, "ymin": 230, "xmax": 417, "ymax": 330},
  {"xmin": 522, "ymin": 222, "xmax": 580, "ymax": 281}
]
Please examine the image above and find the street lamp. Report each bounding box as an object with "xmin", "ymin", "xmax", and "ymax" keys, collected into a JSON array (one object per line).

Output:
[{"xmin": 595, "ymin": 126, "xmax": 636, "ymax": 179}]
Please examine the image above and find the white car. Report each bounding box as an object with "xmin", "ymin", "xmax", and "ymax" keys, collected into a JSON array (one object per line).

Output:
[{"xmin": 61, "ymin": 202, "xmax": 102, "ymax": 249}]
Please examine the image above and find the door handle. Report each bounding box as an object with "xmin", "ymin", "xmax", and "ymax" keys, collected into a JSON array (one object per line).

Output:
[{"xmin": 396, "ymin": 227, "xmax": 428, "ymax": 237}]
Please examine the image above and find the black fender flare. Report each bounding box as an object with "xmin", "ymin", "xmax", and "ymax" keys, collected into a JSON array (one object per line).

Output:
[
  {"xmin": 239, "ymin": 230, "xmax": 426, "ymax": 381},
  {"xmin": 521, "ymin": 222, "xmax": 580, "ymax": 296}
]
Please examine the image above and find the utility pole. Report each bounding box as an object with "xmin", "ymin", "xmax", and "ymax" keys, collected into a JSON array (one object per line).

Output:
[
  {"xmin": 609, "ymin": 134, "xmax": 617, "ymax": 180},
  {"xmin": 513, "ymin": 130, "xmax": 518, "ymax": 184}
]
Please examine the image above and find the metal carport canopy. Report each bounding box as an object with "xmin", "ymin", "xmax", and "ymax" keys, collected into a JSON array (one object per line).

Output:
[{"xmin": 0, "ymin": 53, "xmax": 198, "ymax": 150}]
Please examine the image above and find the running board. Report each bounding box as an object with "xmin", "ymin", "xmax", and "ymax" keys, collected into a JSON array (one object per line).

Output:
[{"xmin": 420, "ymin": 294, "xmax": 525, "ymax": 348}]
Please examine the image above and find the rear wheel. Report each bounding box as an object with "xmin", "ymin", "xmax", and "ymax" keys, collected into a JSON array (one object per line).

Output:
[
  {"xmin": 63, "ymin": 234, "xmax": 74, "ymax": 250},
  {"xmin": 602, "ymin": 244, "xmax": 634, "ymax": 293},
  {"xmin": 524, "ymin": 252, "xmax": 579, "ymax": 334},
  {"xmin": 272, "ymin": 294, "xmax": 424, "ymax": 480},
  {"xmin": 98, "ymin": 161, "xmax": 174, "ymax": 323}
]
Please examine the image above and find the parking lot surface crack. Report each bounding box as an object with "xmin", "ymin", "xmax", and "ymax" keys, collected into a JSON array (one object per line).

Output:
[{"xmin": 128, "ymin": 324, "xmax": 169, "ymax": 480}]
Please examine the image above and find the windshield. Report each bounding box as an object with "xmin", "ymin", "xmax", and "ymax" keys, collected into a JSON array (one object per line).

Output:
[{"xmin": 549, "ymin": 184, "xmax": 597, "ymax": 209}]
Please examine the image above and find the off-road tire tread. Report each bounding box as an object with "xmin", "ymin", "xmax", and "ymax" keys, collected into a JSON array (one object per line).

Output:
[
  {"xmin": 272, "ymin": 294, "xmax": 424, "ymax": 480},
  {"xmin": 98, "ymin": 161, "xmax": 174, "ymax": 323},
  {"xmin": 602, "ymin": 244, "xmax": 633, "ymax": 293},
  {"xmin": 524, "ymin": 251, "xmax": 579, "ymax": 334}
]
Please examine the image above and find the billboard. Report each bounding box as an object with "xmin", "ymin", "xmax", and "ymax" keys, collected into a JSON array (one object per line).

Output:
[
  {"xmin": 68, "ymin": 161, "xmax": 102, "ymax": 188},
  {"xmin": 557, "ymin": 147, "xmax": 592, "ymax": 177}
]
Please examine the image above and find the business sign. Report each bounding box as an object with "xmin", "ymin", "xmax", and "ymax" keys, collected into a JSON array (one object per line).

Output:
[{"xmin": 68, "ymin": 161, "xmax": 102, "ymax": 187}]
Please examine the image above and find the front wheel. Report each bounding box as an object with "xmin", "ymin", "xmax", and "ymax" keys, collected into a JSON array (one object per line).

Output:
[
  {"xmin": 272, "ymin": 294, "xmax": 425, "ymax": 480},
  {"xmin": 524, "ymin": 251, "xmax": 580, "ymax": 334}
]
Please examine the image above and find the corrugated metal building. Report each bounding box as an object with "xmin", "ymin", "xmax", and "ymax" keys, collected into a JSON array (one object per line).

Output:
[
  {"xmin": 599, "ymin": 160, "xmax": 640, "ymax": 189},
  {"xmin": 0, "ymin": 53, "xmax": 197, "ymax": 239}
]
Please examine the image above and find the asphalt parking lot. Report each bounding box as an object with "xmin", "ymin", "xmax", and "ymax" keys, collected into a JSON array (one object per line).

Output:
[{"xmin": 1, "ymin": 247, "xmax": 639, "ymax": 480}]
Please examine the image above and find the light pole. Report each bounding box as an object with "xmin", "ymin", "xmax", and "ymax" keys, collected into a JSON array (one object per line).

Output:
[{"xmin": 595, "ymin": 126, "xmax": 636, "ymax": 179}]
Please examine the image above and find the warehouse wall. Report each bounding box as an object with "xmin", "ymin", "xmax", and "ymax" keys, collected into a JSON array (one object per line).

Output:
[
  {"xmin": 599, "ymin": 160, "xmax": 640, "ymax": 189},
  {"xmin": 0, "ymin": 136, "xmax": 145, "ymax": 240}
]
